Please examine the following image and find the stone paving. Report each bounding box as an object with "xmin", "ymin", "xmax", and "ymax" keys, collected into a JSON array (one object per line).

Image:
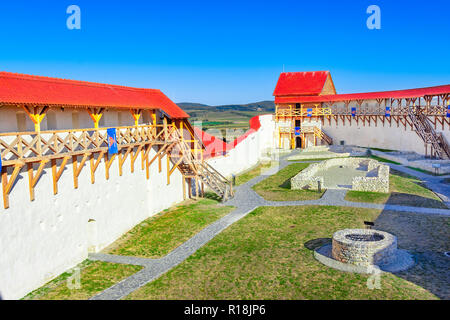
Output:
[{"xmin": 89, "ymin": 151, "xmax": 450, "ymax": 300}]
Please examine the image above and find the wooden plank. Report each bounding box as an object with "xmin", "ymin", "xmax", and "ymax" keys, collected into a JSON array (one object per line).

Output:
[
  {"xmin": 27, "ymin": 160, "xmax": 49, "ymax": 201},
  {"xmin": 2, "ymin": 163, "xmax": 24, "ymax": 209},
  {"xmin": 90, "ymin": 151, "xmax": 105, "ymax": 184},
  {"xmin": 72, "ymin": 153, "xmax": 90, "ymax": 189},
  {"xmin": 105, "ymin": 153, "xmax": 116, "ymax": 180},
  {"xmin": 51, "ymin": 156, "xmax": 70, "ymax": 195}
]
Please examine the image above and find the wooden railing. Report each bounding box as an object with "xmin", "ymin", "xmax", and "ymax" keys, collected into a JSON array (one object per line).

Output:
[
  {"xmin": 276, "ymin": 107, "xmax": 332, "ymax": 118},
  {"xmin": 277, "ymin": 104, "xmax": 448, "ymax": 117},
  {"xmin": 0, "ymin": 124, "xmax": 174, "ymax": 166}
]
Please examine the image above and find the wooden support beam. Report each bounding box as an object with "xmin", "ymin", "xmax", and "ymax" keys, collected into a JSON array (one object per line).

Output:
[
  {"xmin": 167, "ymin": 150, "xmax": 171, "ymax": 185},
  {"xmin": 51, "ymin": 156, "xmax": 70, "ymax": 195},
  {"xmin": 22, "ymin": 105, "xmax": 48, "ymax": 132},
  {"xmin": 90, "ymin": 151, "xmax": 105, "ymax": 184},
  {"xmin": 87, "ymin": 108, "xmax": 105, "ymax": 129},
  {"xmin": 169, "ymin": 156, "xmax": 184, "ymax": 176},
  {"xmin": 72, "ymin": 153, "xmax": 89, "ymax": 189},
  {"xmin": 182, "ymin": 175, "xmax": 186, "ymax": 200},
  {"xmin": 2, "ymin": 163, "xmax": 24, "ymax": 209},
  {"xmin": 118, "ymin": 147, "xmax": 132, "ymax": 176},
  {"xmin": 131, "ymin": 145, "xmax": 143, "ymax": 173},
  {"xmin": 130, "ymin": 109, "xmax": 142, "ymax": 127},
  {"xmin": 105, "ymin": 153, "xmax": 116, "ymax": 180},
  {"xmin": 27, "ymin": 160, "xmax": 49, "ymax": 201}
]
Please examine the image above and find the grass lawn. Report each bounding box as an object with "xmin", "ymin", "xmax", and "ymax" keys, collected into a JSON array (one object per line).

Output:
[
  {"xmin": 24, "ymin": 260, "xmax": 142, "ymax": 300},
  {"xmin": 345, "ymin": 169, "xmax": 447, "ymax": 209},
  {"xmin": 126, "ymin": 206, "xmax": 437, "ymax": 300},
  {"xmin": 106, "ymin": 198, "xmax": 234, "ymax": 258},
  {"xmin": 253, "ymin": 163, "xmax": 325, "ymax": 201},
  {"xmin": 367, "ymin": 155, "xmax": 401, "ymax": 165},
  {"xmin": 234, "ymin": 162, "xmax": 275, "ymax": 186}
]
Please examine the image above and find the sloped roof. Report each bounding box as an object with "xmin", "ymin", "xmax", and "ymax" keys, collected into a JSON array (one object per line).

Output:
[
  {"xmin": 0, "ymin": 72, "xmax": 189, "ymax": 119},
  {"xmin": 273, "ymin": 71, "xmax": 330, "ymax": 96},
  {"xmin": 193, "ymin": 127, "xmax": 231, "ymax": 159},
  {"xmin": 275, "ymin": 84, "xmax": 450, "ymax": 104}
]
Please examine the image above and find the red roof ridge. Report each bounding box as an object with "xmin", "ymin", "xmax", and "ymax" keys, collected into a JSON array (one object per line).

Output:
[{"xmin": 0, "ymin": 71, "xmax": 160, "ymax": 93}]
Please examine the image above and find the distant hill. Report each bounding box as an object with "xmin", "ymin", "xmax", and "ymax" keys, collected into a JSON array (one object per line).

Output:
[
  {"xmin": 177, "ymin": 101, "xmax": 275, "ymax": 113},
  {"xmin": 177, "ymin": 101, "xmax": 275, "ymax": 140}
]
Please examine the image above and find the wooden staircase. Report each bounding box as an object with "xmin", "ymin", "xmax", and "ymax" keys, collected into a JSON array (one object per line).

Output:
[
  {"xmin": 408, "ymin": 108, "xmax": 450, "ymax": 159},
  {"xmin": 169, "ymin": 129, "xmax": 234, "ymax": 201},
  {"xmin": 309, "ymin": 127, "xmax": 333, "ymax": 145}
]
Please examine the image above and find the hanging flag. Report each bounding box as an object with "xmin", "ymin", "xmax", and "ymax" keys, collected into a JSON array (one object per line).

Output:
[
  {"xmin": 447, "ymin": 104, "xmax": 450, "ymax": 118},
  {"xmin": 0, "ymin": 155, "xmax": 2, "ymax": 173},
  {"xmin": 385, "ymin": 106, "xmax": 391, "ymax": 117},
  {"xmin": 294, "ymin": 127, "xmax": 301, "ymax": 136},
  {"xmin": 307, "ymin": 108, "xmax": 313, "ymax": 117},
  {"xmin": 351, "ymin": 107, "xmax": 356, "ymax": 117},
  {"xmin": 107, "ymin": 128, "xmax": 118, "ymax": 154}
]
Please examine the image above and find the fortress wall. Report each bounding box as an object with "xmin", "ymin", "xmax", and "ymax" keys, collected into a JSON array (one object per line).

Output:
[
  {"xmin": 206, "ymin": 115, "xmax": 276, "ymax": 177},
  {"xmin": 0, "ymin": 146, "xmax": 186, "ymax": 300},
  {"xmin": 322, "ymin": 117, "xmax": 450, "ymax": 155}
]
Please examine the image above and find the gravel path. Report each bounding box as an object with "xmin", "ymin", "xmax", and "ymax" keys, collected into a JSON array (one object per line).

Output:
[{"xmin": 89, "ymin": 152, "xmax": 450, "ymax": 300}]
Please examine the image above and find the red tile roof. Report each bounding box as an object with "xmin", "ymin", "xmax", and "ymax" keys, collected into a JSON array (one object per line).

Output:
[
  {"xmin": 193, "ymin": 127, "xmax": 231, "ymax": 159},
  {"xmin": 275, "ymin": 84, "xmax": 450, "ymax": 104},
  {"xmin": 273, "ymin": 71, "xmax": 330, "ymax": 97},
  {"xmin": 0, "ymin": 71, "xmax": 189, "ymax": 119},
  {"xmin": 194, "ymin": 115, "xmax": 263, "ymax": 159}
]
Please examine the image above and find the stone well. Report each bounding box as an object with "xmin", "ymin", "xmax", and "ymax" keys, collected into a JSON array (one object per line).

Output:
[{"xmin": 331, "ymin": 229, "xmax": 397, "ymax": 267}]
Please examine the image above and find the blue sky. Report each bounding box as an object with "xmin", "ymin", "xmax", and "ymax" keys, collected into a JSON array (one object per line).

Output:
[{"xmin": 0, "ymin": 0, "xmax": 449, "ymax": 105}]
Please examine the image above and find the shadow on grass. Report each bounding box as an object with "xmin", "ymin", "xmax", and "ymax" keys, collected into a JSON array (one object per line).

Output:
[
  {"xmin": 279, "ymin": 177, "xmax": 292, "ymax": 189},
  {"xmin": 204, "ymin": 192, "xmax": 222, "ymax": 202},
  {"xmin": 374, "ymin": 209, "xmax": 450, "ymax": 299},
  {"xmin": 304, "ymin": 238, "xmax": 332, "ymax": 251},
  {"xmin": 386, "ymin": 192, "xmax": 447, "ymax": 209}
]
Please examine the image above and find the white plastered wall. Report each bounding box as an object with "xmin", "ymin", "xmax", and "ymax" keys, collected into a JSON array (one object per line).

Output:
[
  {"xmin": 321, "ymin": 101, "xmax": 450, "ymax": 155},
  {"xmin": 0, "ymin": 146, "xmax": 187, "ymax": 300},
  {"xmin": 206, "ymin": 114, "xmax": 276, "ymax": 177}
]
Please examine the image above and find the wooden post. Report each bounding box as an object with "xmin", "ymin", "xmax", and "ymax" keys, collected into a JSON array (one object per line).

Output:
[
  {"xmin": 2, "ymin": 163, "xmax": 24, "ymax": 209},
  {"xmin": 182, "ymin": 175, "xmax": 186, "ymax": 200},
  {"xmin": 22, "ymin": 106, "xmax": 48, "ymax": 133},
  {"xmin": 87, "ymin": 108, "xmax": 104, "ymax": 129},
  {"xmin": 130, "ymin": 109, "xmax": 142, "ymax": 127}
]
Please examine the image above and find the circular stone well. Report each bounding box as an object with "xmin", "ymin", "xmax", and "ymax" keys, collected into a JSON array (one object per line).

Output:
[{"xmin": 332, "ymin": 229, "xmax": 397, "ymax": 267}]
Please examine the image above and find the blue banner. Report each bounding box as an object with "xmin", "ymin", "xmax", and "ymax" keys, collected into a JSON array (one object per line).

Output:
[
  {"xmin": 0, "ymin": 155, "xmax": 2, "ymax": 173},
  {"xmin": 447, "ymin": 105, "xmax": 450, "ymax": 118},
  {"xmin": 107, "ymin": 128, "xmax": 118, "ymax": 155},
  {"xmin": 294, "ymin": 127, "xmax": 301, "ymax": 136},
  {"xmin": 351, "ymin": 107, "xmax": 356, "ymax": 117},
  {"xmin": 385, "ymin": 106, "xmax": 391, "ymax": 117},
  {"xmin": 307, "ymin": 108, "xmax": 313, "ymax": 117}
]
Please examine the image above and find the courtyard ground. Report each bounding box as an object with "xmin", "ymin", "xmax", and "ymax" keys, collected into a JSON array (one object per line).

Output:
[
  {"xmin": 346, "ymin": 169, "xmax": 447, "ymax": 209},
  {"xmin": 27, "ymin": 151, "xmax": 450, "ymax": 300}
]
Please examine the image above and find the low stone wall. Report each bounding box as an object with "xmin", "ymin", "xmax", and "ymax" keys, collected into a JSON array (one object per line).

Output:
[
  {"xmin": 291, "ymin": 157, "xmax": 389, "ymax": 192},
  {"xmin": 352, "ymin": 164, "xmax": 390, "ymax": 193}
]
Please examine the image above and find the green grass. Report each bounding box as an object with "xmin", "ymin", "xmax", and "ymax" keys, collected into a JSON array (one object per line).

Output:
[
  {"xmin": 253, "ymin": 163, "xmax": 325, "ymax": 201},
  {"xmin": 126, "ymin": 206, "xmax": 437, "ymax": 300},
  {"xmin": 234, "ymin": 162, "xmax": 275, "ymax": 186},
  {"xmin": 346, "ymin": 169, "xmax": 447, "ymax": 209},
  {"xmin": 106, "ymin": 198, "xmax": 234, "ymax": 258},
  {"xmin": 368, "ymin": 155, "xmax": 401, "ymax": 165},
  {"xmin": 288, "ymin": 157, "xmax": 349, "ymax": 162},
  {"xmin": 406, "ymin": 166, "xmax": 449, "ymax": 176},
  {"xmin": 24, "ymin": 260, "xmax": 142, "ymax": 300}
]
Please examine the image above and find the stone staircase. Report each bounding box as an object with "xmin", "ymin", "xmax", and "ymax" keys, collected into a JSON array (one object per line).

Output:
[{"xmin": 408, "ymin": 108, "xmax": 450, "ymax": 159}]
